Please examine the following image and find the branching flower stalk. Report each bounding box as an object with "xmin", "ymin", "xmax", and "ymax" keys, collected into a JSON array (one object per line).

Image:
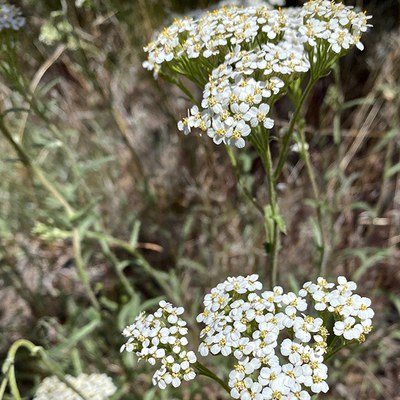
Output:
[{"xmin": 143, "ymin": 0, "xmax": 372, "ymax": 284}]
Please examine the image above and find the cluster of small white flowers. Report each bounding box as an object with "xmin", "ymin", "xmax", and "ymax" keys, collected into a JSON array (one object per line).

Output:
[
  {"xmin": 33, "ymin": 373, "xmax": 116, "ymax": 400},
  {"xmin": 214, "ymin": 0, "xmax": 285, "ymax": 9},
  {"xmin": 299, "ymin": 0, "xmax": 372, "ymax": 55},
  {"xmin": 143, "ymin": 1, "xmax": 371, "ymax": 150},
  {"xmin": 178, "ymin": 39, "xmax": 309, "ymax": 148},
  {"xmin": 300, "ymin": 276, "xmax": 374, "ymax": 342},
  {"xmin": 197, "ymin": 274, "xmax": 373, "ymax": 400},
  {"xmin": 143, "ymin": 6, "xmax": 289, "ymax": 77},
  {"xmin": 0, "ymin": 2, "xmax": 25, "ymax": 32},
  {"xmin": 121, "ymin": 300, "xmax": 197, "ymax": 389}
]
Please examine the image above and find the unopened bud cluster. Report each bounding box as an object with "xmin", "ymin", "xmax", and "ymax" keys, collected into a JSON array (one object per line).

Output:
[
  {"xmin": 197, "ymin": 274, "xmax": 373, "ymax": 399},
  {"xmin": 34, "ymin": 373, "xmax": 116, "ymax": 400},
  {"xmin": 121, "ymin": 300, "xmax": 197, "ymax": 389}
]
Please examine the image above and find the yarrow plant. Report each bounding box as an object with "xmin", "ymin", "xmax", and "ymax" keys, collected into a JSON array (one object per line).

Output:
[
  {"xmin": 0, "ymin": 0, "xmax": 377, "ymax": 399},
  {"xmin": 142, "ymin": 0, "xmax": 372, "ymax": 288},
  {"xmin": 33, "ymin": 373, "xmax": 116, "ymax": 400},
  {"xmin": 125, "ymin": 3, "xmax": 377, "ymax": 396},
  {"xmin": 121, "ymin": 274, "xmax": 374, "ymax": 399},
  {"xmin": 121, "ymin": 301, "xmax": 198, "ymax": 389}
]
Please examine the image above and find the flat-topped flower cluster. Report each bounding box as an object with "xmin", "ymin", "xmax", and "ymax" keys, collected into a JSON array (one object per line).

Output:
[
  {"xmin": 34, "ymin": 373, "xmax": 116, "ymax": 400},
  {"xmin": 143, "ymin": 0, "xmax": 372, "ymax": 149},
  {"xmin": 197, "ymin": 274, "xmax": 373, "ymax": 399},
  {"xmin": 120, "ymin": 300, "xmax": 197, "ymax": 389},
  {"xmin": 121, "ymin": 274, "xmax": 373, "ymax": 398},
  {"xmin": 0, "ymin": 2, "xmax": 25, "ymax": 32}
]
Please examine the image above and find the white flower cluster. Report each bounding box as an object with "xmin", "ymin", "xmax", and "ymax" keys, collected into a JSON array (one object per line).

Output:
[
  {"xmin": 300, "ymin": 0, "xmax": 372, "ymax": 55},
  {"xmin": 143, "ymin": 6, "xmax": 289, "ymax": 78},
  {"xmin": 121, "ymin": 300, "xmax": 197, "ymax": 389},
  {"xmin": 300, "ymin": 276, "xmax": 374, "ymax": 342},
  {"xmin": 197, "ymin": 274, "xmax": 373, "ymax": 400},
  {"xmin": 0, "ymin": 2, "xmax": 25, "ymax": 32},
  {"xmin": 144, "ymin": 1, "xmax": 371, "ymax": 150},
  {"xmin": 178, "ymin": 40, "xmax": 309, "ymax": 148},
  {"xmin": 215, "ymin": 0, "xmax": 285, "ymax": 9},
  {"xmin": 34, "ymin": 373, "xmax": 116, "ymax": 400}
]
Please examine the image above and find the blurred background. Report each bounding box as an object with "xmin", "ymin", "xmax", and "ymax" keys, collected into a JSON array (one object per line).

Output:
[{"xmin": 1, "ymin": 0, "xmax": 400, "ymax": 398}]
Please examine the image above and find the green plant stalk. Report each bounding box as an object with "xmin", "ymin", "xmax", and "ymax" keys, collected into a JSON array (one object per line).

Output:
[
  {"xmin": 71, "ymin": 348, "xmax": 83, "ymax": 375},
  {"xmin": 6, "ymin": 43, "xmax": 94, "ymax": 200},
  {"xmin": 249, "ymin": 127, "xmax": 281, "ymax": 286},
  {"xmin": 274, "ymin": 77, "xmax": 316, "ymax": 181},
  {"xmin": 0, "ymin": 339, "xmax": 90, "ymax": 400},
  {"xmin": 0, "ymin": 119, "xmax": 100, "ymax": 310},
  {"xmin": 225, "ymin": 145, "xmax": 264, "ymax": 217},
  {"xmin": 83, "ymin": 229, "xmax": 171, "ymax": 299},
  {"xmin": 194, "ymin": 361, "xmax": 230, "ymax": 394},
  {"xmin": 0, "ymin": 376, "xmax": 7, "ymax": 399},
  {"xmin": 297, "ymin": 129, "xmax": 330, "ymax": 277},
  {"xmin": 98, "ymin": 236, "xmax": 136, "ymax": 297},
  {"xmin": 72, "ymin": 229, "xmax": 101, "ymax": 310},
  {"xmin": 325, "ymin": 340, "xmax": 355, "ymax": 362},
  {"xmin": 262, "ymin": 132, "xmax": 281, "ymax": 288}
]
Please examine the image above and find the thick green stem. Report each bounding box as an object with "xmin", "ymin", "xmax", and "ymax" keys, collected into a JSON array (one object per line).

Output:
[
  {"xmin": 262, "ymin": 135, "xmax": 280, "ymax": 288},
  {"xmin": 274, "ymin": 77, "xmax": 316, "ymax": 181},
  {"xmin": 194, "ymin": 361, "xmax": 230, "ymax": 394},
  {"xmin": 251, "ymin": 127, "xmax": 281, "ymax": 286}
]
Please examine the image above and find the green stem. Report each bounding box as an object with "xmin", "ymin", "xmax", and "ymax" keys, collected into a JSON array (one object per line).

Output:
[
  {"xmin": 225, "ymin": 145, "xmax": 264, "ymax": 216},
  {"xmin": 72, "ymin": 229, "xmax": 100, "ymax": 310},
  {"xmin": 0, "ymin": 377, "xmax": 7, "ymax": 400},
  {"xmin": 251, "ymin": 127, "xmax": 281, "ymax": 286},
  {"xmin": 0, "ymin": 340, "xmax": 90, "ymax": 400},
  {"xmin": 0, "ymin": 119, "xmax": 73, "ymax": 216},
  {"xmin": 194, "ymin": 361, "xmax": 230, "ymax": 394},
  {"xmin": 92, "ymin": 227, "xmax": 184, "ymax": 315},
  {"xmin": 297, "ymin": 129, "xmax": 330, "ymax": 277},
  {"xmin": 274, "ymin": 77, "xmax": 316, "ymax": 181},
  {"xmin": 97, "ymin": 234, "xmax": 136, "ymax": 297},
  {"xmin": 324, "ymin": 340, "xmax": 355, "ymax": 362},
  {"xmin": 262, "ymin": 132, "xmax": 280, "ymax": 287}
]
